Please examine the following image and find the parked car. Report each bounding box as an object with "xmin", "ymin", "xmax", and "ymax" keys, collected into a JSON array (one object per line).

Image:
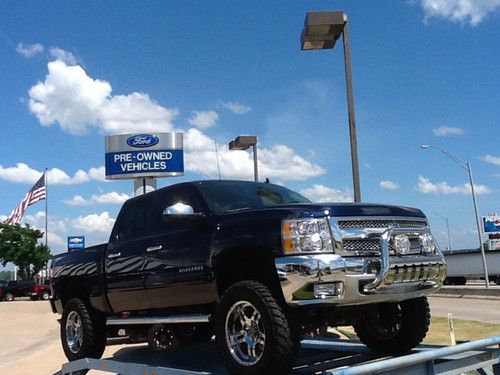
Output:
[
  {"xmin": 0, "ymin": 280, "xmax": 11, "ymax": 301},
  {"xmin": 29, "ymin": 280, "xmax": 51, "ymax": 301},
  {"xmin": 6, "ymin": 280, "xmax": 35, "ymax": 301},
  {"xmin": 51, "ymin": 180, "xmax": 446, "ymax": 374}
]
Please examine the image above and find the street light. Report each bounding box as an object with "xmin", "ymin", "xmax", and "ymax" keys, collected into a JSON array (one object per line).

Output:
[
  {"xmin": 421, "ymin": 144, "xmax": 489, "ymax": 288},
  {"xmin": 229, "ymin": 135, "xmax": 258, "ymax": 182},
  {"xmin": 301, "ymin": 11, "xmax": 361, "ymax": 202},
  {"xmin": 434, "ymin": 212, "xmax": 452, "ymax": 251}
]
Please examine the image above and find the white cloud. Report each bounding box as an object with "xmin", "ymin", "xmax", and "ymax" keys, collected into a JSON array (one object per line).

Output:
[
  {"xmin": 64, "ymin": 195, "xmax": 87, "ymax": 206},
  {"xmin": 28, "ymin": 60, "xmax": 178, "ymax": 135},
  {"xmin": 419, "ymin": 0, "xmax": 500, "ymax": 25},
  {"xmin": 300, "ymin": 184, "xmax": 353, "ymax": 203},
  {"xmin": 73, "ymin": 212, "xmax": 115, "ymax": 234},
  {"xmin": 188, "ymin": 111, "xmax": 219, "ymax": 129},
  {"xmin": 417, "ymin": 175, "xmax": 491, "ymax": 195},
  {"xmin": 218, "ymin": 100, "xmax": 252, "ymax": 114},
  {"xmin": 64, "ymin": 192, "xmax": 130, "ymax": 206},
  {"xmin": 49, "ymin": 47, "xmax": 77, "ymax": 65},
  {"xmin": 20, "ymin": 211, "xmax": 112, "ymax": 255},
  {"xmin": 16, "ymin": 43, "xmax": 44, "ymax": 58},
  {"xmin": 483, "ymin": 154, "xmax": 500, "ymax": 166},
  {"xmin": 184, "ymin": 129, "xmax": 325, "ymax": 181},
  {"xmin": 433, "ymin": 126, "xmax": 464, "ymax": 136},
  {"xmin": 88, "ymin": 166, "xmax": 107, "ymax": 181},
  {"xmin": 380, "ymin": 180, "xmax": 400, "ymax": 190},
  {"xmin": 0, "ymin": 163, "xmax": 104, "ymax": 185}
]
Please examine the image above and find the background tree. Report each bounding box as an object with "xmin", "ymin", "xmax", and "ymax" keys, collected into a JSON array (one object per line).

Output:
[
  {"xmin": 0, "ymin": 223, "xmax": 51, "ymax": 280},
  {"xmin": 0, "ymin": 270, "xmax": 13, "ymax": 281}
]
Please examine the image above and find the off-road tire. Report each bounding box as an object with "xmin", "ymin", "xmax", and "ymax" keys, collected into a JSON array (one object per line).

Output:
[
  {"xmin": 354, "ymin": 297, "xmax": 430, "ymax": 354},
  {"xmin": 61, "ymin": 298, "xmax": 106, "ymax": 362},
  {"xmin": 216, "ymin": 280, "xmax": 294, "ymax": 375}
]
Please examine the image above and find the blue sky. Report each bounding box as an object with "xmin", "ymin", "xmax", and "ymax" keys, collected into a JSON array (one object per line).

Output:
[{"xmin": 1, "ymin": 1, "xmax": 500, "ymax": 256}]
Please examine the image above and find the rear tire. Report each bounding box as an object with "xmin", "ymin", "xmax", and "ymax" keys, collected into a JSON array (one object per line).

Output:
[
  {"xmin": 61, "ymin": 298, "xmax": 106, "ymax": 362},
  {"xmin": 354, "ymin": 297, "xmax": 430, "ymax": 354},
  {"xmin": 30, "ymin": 296, "xmax": 39, "ymax": 301},
  {"xmin": 216, "ymin": 280, "xmax": 294, "ymax": 375}
]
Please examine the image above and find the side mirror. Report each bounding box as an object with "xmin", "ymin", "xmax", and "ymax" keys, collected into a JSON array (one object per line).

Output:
[{"xmin": 163, "ymin": 203, "xmax": 205, "ymax": 221}]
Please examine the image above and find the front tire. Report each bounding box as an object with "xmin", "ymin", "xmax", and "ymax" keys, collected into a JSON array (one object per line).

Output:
[
  {"xmin": 5, "ymin": 292, "xmax": 14, "ymax": 301},
  {"xmin": 216, "ymin": 280, "xmax": 294, "ymax": 375},
  {"xmin": 61, "ymin": 298, "xmax": 106, "ymax": 362},
  {"xmin": 354, "ymin": 297, "xmax": 430, "ymax": 354}
]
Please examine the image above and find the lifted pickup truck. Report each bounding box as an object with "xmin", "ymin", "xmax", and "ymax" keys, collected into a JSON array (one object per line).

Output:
[{"xmin": 50, "ymin": 180, "xmax": 446, "ymax": 374}]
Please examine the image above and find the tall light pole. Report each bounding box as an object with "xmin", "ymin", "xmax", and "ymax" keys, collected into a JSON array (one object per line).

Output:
[
  {"xmin": 301, "ymin": 11, "xmax": 361, "ymax": 202},
  {"xmin": 421, "ymin": 144, "xmax": 489, "ymax": 288},
  {"xmin": 434, "ymin": 213, "xmax": 452, "ymax": 251},
  {"xmin": 229, "ymin": 135, "xmax": 258, "ymax": 182}
]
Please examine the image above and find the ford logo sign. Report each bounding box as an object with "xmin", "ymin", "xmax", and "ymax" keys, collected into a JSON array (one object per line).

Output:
[{"xmin": 127, "ymin": 134, "xmax": 159, "ymax": 148}]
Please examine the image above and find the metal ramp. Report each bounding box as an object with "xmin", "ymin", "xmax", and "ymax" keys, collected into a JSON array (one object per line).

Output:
[{"xmin": 61, "ymin": 335, "xmax": 500, "ymax": 375}]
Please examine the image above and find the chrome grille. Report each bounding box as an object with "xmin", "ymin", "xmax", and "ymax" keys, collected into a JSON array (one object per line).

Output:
[
  {"xmin": 343, "ymin": 238, "xmax": 422, "ymax": 256},
  {"xmin": 338, "ymin": 220, "xmax": 427, "ymax": 230}
]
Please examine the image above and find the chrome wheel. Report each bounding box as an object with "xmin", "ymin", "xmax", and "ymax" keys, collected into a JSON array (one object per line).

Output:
[
  {"xmin": 225, "ymin": 301, "xmax": 266, "ymax": 366},
  {"xmin": 66, "ymin": 310, "xmax": 83, "ymax": 354}
]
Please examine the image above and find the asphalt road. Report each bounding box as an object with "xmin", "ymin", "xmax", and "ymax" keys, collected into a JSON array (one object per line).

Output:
[{"xmin": 428, "ymin": 296, "xmax": 500, "ymax": 324}]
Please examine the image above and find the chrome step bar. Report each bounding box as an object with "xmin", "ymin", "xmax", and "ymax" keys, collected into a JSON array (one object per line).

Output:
[{"xmin": 106, "ymin": 314, "xmax": 210, "ymax": 326}]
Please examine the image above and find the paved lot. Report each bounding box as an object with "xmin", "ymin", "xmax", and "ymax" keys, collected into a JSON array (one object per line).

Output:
[
  {"xmin": 428, "ymin": 296, "xmax": 500, "ymax": 324},
  {"xmin": 0, "ymin": 300, "xmax": 132, "ymax": 375},
  {"xmin": 0, "ymin": 297, "xmax": 497, "ymax": 374}
]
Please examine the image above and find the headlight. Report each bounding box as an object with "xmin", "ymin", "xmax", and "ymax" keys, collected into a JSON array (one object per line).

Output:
[
  {"xmin": 282, "ymin": 218, "xmax": 333, "ymax": 254},
  {"xmin": 420, "ymin": 233, "xmax": 438, "ymax": 254},
  {"xmin": 393, "ymin": 235, "xmax": 411, "ymax": 255}
]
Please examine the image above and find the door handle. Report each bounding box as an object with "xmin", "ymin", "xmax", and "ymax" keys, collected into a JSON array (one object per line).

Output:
[
  {"xmin": 107, "ymin": 252, "xmax": 121, "ymax": 259},
  {"xmin": 146, "ymin": 245, "xmax": 162, "ymax": 252}
]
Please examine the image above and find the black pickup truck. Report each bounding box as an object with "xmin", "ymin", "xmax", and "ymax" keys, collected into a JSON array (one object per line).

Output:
[{"xmin": 50, "ymin": 180, "xmax": 446, "ymax": 374}]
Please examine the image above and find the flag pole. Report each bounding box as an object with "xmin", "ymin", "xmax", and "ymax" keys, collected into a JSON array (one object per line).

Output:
[{"xmin": 45, "ymin": 167, "xmax": 48, "ymax": 249}]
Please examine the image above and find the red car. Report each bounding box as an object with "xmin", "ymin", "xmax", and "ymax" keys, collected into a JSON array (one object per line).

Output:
[{"xmin": 29, "ymin": 280, "xmax": 51, "ymax": 301}]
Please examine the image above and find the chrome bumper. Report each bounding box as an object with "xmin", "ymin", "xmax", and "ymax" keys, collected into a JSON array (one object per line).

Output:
[{"xmin": 275, "ymin": 228, "xmax": 447, "ymax": 306}]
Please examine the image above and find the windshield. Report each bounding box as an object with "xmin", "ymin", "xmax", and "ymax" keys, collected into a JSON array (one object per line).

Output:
[{"xmin": 198, "ymin": 181, "xmax": 311, "ymax": 214}]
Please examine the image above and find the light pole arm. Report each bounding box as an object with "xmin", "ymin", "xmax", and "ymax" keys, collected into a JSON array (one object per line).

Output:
[{"xmin": 430, "ymin": 146, "xmax": 468, "ymax": 171}]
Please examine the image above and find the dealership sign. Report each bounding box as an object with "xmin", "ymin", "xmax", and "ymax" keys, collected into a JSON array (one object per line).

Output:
[
  {"xmin": 105, "ymin": 132, "xmax": 184, "ymax": 179},
  {"xmin": 67, "ymin": 236, "xmax": 85, "ymax": 251},
  {"xmin": 483, "ymin": 215, "xmax": 500, "ymax": 233}
]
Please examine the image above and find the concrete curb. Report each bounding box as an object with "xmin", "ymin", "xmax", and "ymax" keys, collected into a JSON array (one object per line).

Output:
[{"xmin": 433, "ymin": 286, "xmax": 500, "ymax": 300}]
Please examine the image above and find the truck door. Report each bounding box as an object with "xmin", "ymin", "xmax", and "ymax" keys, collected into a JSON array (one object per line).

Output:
[
  {"xmin": 143, "ymin": 184, "xmax": 214, "ymax": 309},
  {"xmin": 106, "ymin": 196, "xmax": 153, "ymax": 312}
]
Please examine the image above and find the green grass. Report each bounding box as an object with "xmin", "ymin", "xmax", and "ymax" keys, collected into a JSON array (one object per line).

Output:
[{"xmin": 337, "ymin": 317, "xmax": 500, "ymax": 345}]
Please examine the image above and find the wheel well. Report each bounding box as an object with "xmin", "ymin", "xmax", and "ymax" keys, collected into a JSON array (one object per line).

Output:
[
  {"xmin": 214, "ymin": 247, "xmax": 284, "ymax": 303},
  {"xmin": 59, "ymin": 278, "xmax": 90, "ymax": 307}
]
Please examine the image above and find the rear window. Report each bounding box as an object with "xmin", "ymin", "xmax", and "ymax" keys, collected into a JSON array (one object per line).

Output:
[{"xmin": 198, "ymin": 181, "xmax": 310, "ymax": 214}]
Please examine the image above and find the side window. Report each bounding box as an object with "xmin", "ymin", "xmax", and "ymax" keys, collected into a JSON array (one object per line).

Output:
[{"xmin": 113, "ymin": 196, "xmax": 154, "ymax": 242}]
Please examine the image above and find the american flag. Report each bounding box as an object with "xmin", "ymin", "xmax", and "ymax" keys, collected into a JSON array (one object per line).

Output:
[{"xmin": 5, "ymin": 173, "xmax": 46, "ymax": 225}]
